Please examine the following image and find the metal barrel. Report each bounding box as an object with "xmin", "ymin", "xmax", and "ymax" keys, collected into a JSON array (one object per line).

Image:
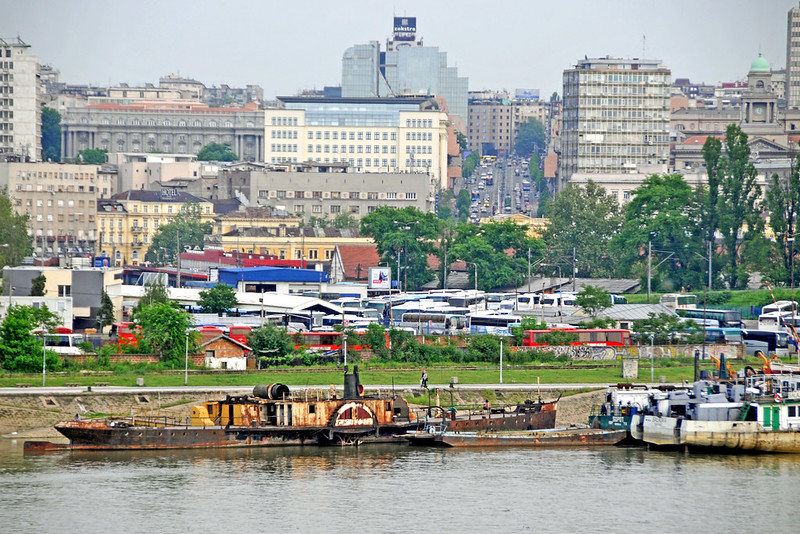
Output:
[{"xmin": 253, "ymin": 383, "xmax": 290, "ymax": 400}]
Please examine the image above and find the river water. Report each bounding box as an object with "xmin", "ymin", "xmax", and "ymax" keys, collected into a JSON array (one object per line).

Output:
[{"xmin": 1, "ymin": 438, "xmax": 797, "ymax": 533}]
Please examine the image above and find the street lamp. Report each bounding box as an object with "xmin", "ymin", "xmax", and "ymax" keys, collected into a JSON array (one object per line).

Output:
[{"xmin": 649, "ymin": 333, "xmax": 655, "ymax": 383}]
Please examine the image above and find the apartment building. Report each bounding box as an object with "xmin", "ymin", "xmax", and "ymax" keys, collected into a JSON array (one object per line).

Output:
[
  {"xmin": 0, "ymin": 37, "xmax": 40, "ymax": 162},
  {"xmin": 97, "ymin": 190, "xmax": 214, "ymax": 266},
  {"xmin": 560, "ymin": 57, "xmax": 671, "ymax": 187},
  {"xmin": 787, "ymin": 4, "xmax": 800, "ymax": 109},
  {"xmin": 0, "ymin": 162, "xmax": 100, "ymax": 257}
]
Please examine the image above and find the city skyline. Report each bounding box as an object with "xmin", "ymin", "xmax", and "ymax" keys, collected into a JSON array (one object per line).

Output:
[{"xmin": 3, "ymin": 0, "xmax": 798, "ymax": 99}]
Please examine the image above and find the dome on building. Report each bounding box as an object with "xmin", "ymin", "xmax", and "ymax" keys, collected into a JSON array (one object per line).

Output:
[{"xmin": 750, "ymin": 53, "xmax": 770, "ymax": 72}]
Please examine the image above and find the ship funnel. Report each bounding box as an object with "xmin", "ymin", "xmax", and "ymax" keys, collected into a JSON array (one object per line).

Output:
[{"xmin": 343, "ymin": 365, "xmax": 363, "ymax": 399}]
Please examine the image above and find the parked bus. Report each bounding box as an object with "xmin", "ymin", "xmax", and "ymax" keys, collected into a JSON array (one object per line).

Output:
[
  {"xmin": 399, "ymin": 312, "xmax": 468, "ymax": 335},
  {"xmin": 659, "ymin": 293, "xmax": 698, "ymax": 311},
  {"xmin": 228, "ymin": 325, "xmax": 253, "ymax": 345},
  {"xmin": 32, "ymin": 330, "xmax": 85, "ymax": 355},
  {"xmin": 293, "ymin": 331, "xmax": 389, "ymax": 352},
  {"xmin": 522, "ymin": 328, "xmax": 631, "ymax": 347},
  {"xmin": 676, "ymin": 308, "xmax": 742, "ymax": 328},
  {"xmin": 703, "ymin": 327, "xmax": 744, "ymax": 345},
  {"xmin": 481, "ymin": 155, "xmax": 497, "ymax": 164},
  {"xmin": 742, "ymin": 329, "xmax": 791, "ymax": 356},
  {"xmin": 757, "ymin": 311, "xmax": 800, "ymax": 332},
  {"xmin": 468, "ymin": 313, "xmax": 522, "ymax": 336}
]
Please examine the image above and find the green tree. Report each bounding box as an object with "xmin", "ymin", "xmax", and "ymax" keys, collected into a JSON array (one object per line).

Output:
[
  {"xmin": 611, "ymin": 174, "xmax": 705, "ymax": 291},
  {"xmin": 574, "ymin": 285, "xmax": 611, "ymax": 317},
  {"xmin": 763, "ymin": 157, "xmax": 800, "ymax": 284},
  {"xmin": 95, "ymin": 291, "xmax": 116, "ymax": 331},
  {"xmin": 331, "ymin": 212, "xmax": 359, "ymax": 229},
  {"xmin": 78, "ymin": 148, "xmax": 108, "ymax": 164},
  {"xmin": 463, "ymin": 151, "xmax": 480, "ymax": 179},
  {"xmin": 30, "ymin": 273, "xmax": 46, "ymax": 296},
  {"xmin": 514, "ymin": 118, "xmax": 546, "ymax": 157},
  {"xmin": 248, "ymin": 323, "xmax": 294, "ymax": 363},
  {"xmin": 449, "ymin": 220, "xmax": 544, "ymax": 291},
  {"xmin": 437, "ymin": 189, "xmax": 455, "ymax": 221},
  {"xmin": 510, "ymin": 316, "xmax": 547, "ymax": 345},
  {"xmin": 0, "ymin": 304, "xmax": 61, "ymax": 372},
  {"xmin": 633, "ymin": 313, "xmax": 701, "ymax": 345},
  {"xmin": 716, "ymin": 124, "xmax": 762, "ymax": 288},
  {"xmin": 700, "ymin": 136, "xmax": 722, "ymax": 248},
  {"xmin": 543, "ymin": 181, "xmax": 623, "ymax": 278},
  {"xmin": 197, "ymin": 142, "xmax": 237, "ymax": 162},
  {"xmin": 145, "ymin": 203, "xmax": 212, "ymax": 265},
  {"xmin": 131, "ymin": 281, "xmax": 171, "ymax": 320},
  {"xmin": 360, "ymin": 206, "xmax": 441, "ymax": 291},
  {"xmin": 41, "ymin": 107, "xmax": 61, "ymax": 162},
  {"xmin": 198, "ymin": 284, "xmax": 238, "ymax": 315},
  {"xmin": 455, "ymin": 131, "xmax": 467, "ymax": 152},
  {"xmin": 456, "ymin": 189, "xmax": 471, "ymax": 222},
  {"xmin": 135, "ymin": 302, "xmax": 197, "ymax": 366},
  {"xmin": 550, "ymin": 92, "xmax": 559, "ymax": 103},
  {"xmin": 0, "ymin": 188, "xmax": 31, "ymax": 268}
]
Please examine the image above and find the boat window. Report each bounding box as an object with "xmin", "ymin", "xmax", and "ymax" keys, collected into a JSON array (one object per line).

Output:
[
  {"xmin": 789, "ymin": 406, "xmax": 796, "ymax": 417},
  {"xmin": 386, "ymin": 401, "xmax": 392, "ymax": 411},
  {"xmin": 309, "ymin": 404, "xmax": 316, "ymax": 414}
]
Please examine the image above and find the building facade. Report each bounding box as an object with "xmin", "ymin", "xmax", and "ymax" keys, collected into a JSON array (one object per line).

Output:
[
  {"xmin": 787, "ymin": 5, "xmax": 800, "ymax": 109},
  {"xmin": 560, "ymin": 57, "xmax": 671, "ymax": 187},
  {"xmin": 340, "ymin": 17, "xmax": 468, "ymax": 125},
  {"xmin": 0, "ymin": 37, "xmax": 40, "ymax": 162},
  {"xmin": 97, "ymin": 190, "xmax": 215, "ymax": 266},
  {"xmin": 60, "ymin": 101, "xmax": 264, "ymax": 162},
  {"xmin": 0, "ymin": 162, "xmax": 100, "ymax": 257},
  {"xmin": 264, "ymin": 96, "xmax": 450, "ymax": 188},
  {"xmin": 220, "ymin": 163, "xmax": 436, "ymax": 223}
]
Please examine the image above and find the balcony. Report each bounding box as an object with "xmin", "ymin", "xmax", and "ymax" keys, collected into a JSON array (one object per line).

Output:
[{"xmin": 131, "ymin": 226, "xmax": 144, "ymax": 233}]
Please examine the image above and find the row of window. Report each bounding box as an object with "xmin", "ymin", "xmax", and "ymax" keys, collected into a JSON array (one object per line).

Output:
[
  {"xmin": 307, "ymin": 130, "xmax": 399, "ymax": 141},
  {"xmin": 303, "ymin": 144, "xmax": 398, "ymax": 154},
  {"xmin": 0, "ymin": 98, "xmax": 13, "ymax": 107},
  {"xmin": 0, "ymin": 61, "xmax": 14, "ymax": 69},
  {"xmin": 17, "ymin": 184, "xmax": 95, "ymax": 193},
  {"xmin": 259, "ymin": 190, "xmax": 411, "ymax": 200},
  {"xmin": 272, "ymin": 130, "xmax": 298, "ymax": 139},
  {"xmin": 16, "ymin": 171, "xmax": 95, "ymax": 180},
  {"xmin": 100, "ymin": 233, "xmax": 150, "ymax": 246},
  {"xmin": 271, "ymin": 116, "xmax": 299, "ymax": 126},
  {"xmin": 35, "ymin": 214, "xmax": 95, "ymax": 223},
  {"xmin": 405, "ymin": 119, "xmax": 433, "ymax": 128},
  {"xmin": 94, "ymin": 118, "xmax": 235, "ymax": 128},
  {"xmin": 26, "ymin": 198, "xmax": 95, "ymax": 208}
]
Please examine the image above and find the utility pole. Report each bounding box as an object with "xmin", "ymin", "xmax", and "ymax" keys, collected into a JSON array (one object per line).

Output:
[
  {"xmin": 527, "ymin": 248, "xmax": 531, "ymax": 293},
  {"xmin": 176, "ymin": 229, "xmax": 181, "ymax": 289},
  {"xmin": 572, "ymin": 247, "xmax": 576, "ymax": 292},
  {"xmin": 647, "ymin": 241, "xmax": 652, "ymax": 304}
]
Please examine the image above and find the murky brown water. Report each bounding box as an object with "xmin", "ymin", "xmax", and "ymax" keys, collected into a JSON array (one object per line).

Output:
[{"xmin": 1, "ymin": 439, "xmax": 798, "ymax": 533}]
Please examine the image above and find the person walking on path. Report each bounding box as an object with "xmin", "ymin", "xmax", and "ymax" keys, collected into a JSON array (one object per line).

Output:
[{"xmin": 421, "ymin": 370, "xmax": 428, "ymax": 388}]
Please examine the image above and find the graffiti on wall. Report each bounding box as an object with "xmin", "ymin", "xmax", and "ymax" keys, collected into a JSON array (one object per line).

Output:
[{"xmin": 525, "ymin": 343, "xmax": 744, "ymax": 361}]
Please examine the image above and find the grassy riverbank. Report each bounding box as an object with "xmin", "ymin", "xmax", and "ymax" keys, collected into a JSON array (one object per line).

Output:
[{"xmin": 0, "ymin": 360, "xmax": 727, "ymax": 388}]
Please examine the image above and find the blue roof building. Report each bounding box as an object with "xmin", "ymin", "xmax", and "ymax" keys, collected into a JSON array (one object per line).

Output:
[{"xmin": 218, "ymin": 267, "xmax": 330, "ymax": 293}]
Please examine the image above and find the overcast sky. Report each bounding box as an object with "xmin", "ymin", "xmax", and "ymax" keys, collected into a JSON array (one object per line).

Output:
[{"xmin": 3, "ymin": 0, "xmax": 798, "ymax": 99}]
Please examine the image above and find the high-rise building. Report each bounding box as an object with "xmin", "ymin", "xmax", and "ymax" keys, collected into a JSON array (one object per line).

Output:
[
  {"xmin": 787, "ymin": 4, "xmax": 800, "ymax": 109},
  {"xmin": 341, "ymin": 17, "xmax": 468, "ymax": 127},
  {"xmin": 560, "ymin": 57, "xmax": 671, "ymax": 186},
  {"xmin": 0, "ymin": 37, "xmax": 41, "ymax": 162}
]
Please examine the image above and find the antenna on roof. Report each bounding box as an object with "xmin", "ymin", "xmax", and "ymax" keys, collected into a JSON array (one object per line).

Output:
[{"xmin": 642, "ymin": 34, "xmax": 646, "ymax": 59}]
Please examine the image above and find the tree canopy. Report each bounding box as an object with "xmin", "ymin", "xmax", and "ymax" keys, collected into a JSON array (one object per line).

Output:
[
  {"xmin": 198, "ymin": 284, "xmax": 238, "ymax": 315},
  {"xmin": 96, "ymin": 291, "xmax": 116, "ymax": 332},
  {"xmin": 145, "ymin": 203, "xmax": 212, "ymax": 265},
  {"xmin": 543, "ymin": 181, "xmax": 622, "ymax": 278},
  {"xmin": 0, "ymin": 304, "xmax": 62, "ymax": 372},
  {"xmin": 197, "ymin": 143, "xmax": 237, "ymax": 162},
  {"xmin": 0, "ymin": 187, "xmax": 31, "ymax": 268},
  {"xmin": 135, "ymin": 302, "xmax": 197, "ymax": 366},
  {"xmin": 574, "ymin": 285, "xmax": 611, "ymax": 317},
  {"xmin": 78, "ymin": 148, "xmax": 108, "ymax": 164},
  {"xmin": 41, "ymin": 107, "xmax": 61, "ymax": 162},
  {"xmin": 514, "ymin": 119, "xmax": 546, "ymax": 157},
  {"xmin": 247, "ymin": 323, "xmax": 294, "ymax": 361}
]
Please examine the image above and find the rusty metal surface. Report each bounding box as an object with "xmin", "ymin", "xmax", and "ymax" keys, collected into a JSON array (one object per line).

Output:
[{"xmin": 435, "ymin": 428, "xmax": 627, "ymax": 448}]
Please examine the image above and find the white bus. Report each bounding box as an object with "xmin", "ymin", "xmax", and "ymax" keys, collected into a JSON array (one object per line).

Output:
[
  {"xmin": 659, "ymin": 293, "xmax": 698, "ymax": 311},
  {"xmin": 399, "ymin": 312, "xmax": 468, "ymax": 335},
  {"xmin": 43, "ymin": 333, "xmax": 84, "ymax": 355},
  {"xmin": 468, "ymin": 313, "xmax": 522, "ymax": 336}
]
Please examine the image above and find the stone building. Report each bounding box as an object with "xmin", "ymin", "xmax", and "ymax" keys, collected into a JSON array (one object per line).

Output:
[{"xmin": 60, "ymin": 101, "xmax": 264, "ymax": 162}]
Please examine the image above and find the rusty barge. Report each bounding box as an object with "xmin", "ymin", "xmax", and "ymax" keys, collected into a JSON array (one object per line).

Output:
[
  {"xmin": 408, "ymin": 427, "xmax": 627, "ymax": 448},
  {"xmin": 51, "ymin": 367, "xmax": 415, "ymax": 450}
]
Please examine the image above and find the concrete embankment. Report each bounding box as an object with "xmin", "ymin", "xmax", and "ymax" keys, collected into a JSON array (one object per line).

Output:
[{"xmin": 0, "ymin": 386, "xmax": 606, "ymax": 439}]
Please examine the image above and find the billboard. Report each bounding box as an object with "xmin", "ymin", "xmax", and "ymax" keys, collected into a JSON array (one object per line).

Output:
[
  {"xmin": 369, "ymin": 267, "xmax": 391, "ymax": 290},
  {"xmin": 393, "ymin": 17, "xmax": 416, "ymax": 41}
]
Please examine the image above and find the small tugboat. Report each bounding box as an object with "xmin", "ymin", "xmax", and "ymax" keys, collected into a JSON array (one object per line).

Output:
[{"xmin": 49, "ymin": 367, "xmax": 415, "ymax": 451}]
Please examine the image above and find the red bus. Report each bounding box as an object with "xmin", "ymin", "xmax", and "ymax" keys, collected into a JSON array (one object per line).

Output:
[
  {"xmin": 112, "ymin": 322, "xmax": 141, "ymax": 348},
  {"xmin": 522, "ymin": 328, "xmax": 631, "ymax": 347},
  {"xmin": 293, "ymin": 331, "xmax": 390, "ymax": 352},
  {"xmin": 228, "ymin": 325, "xmax": 253, "ymax": 345}
]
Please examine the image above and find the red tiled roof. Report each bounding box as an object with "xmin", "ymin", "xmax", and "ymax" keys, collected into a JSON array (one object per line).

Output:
[
  {"xmin": 544, "ymin": 154, "xmax": 558, "ymax": 179},
  {"xmin": 682, "ymin": 135, "xmax": 723, "ymax": 145},
  {"xmin": 338, "ymin": 245, "xmax": 380, "ymax": 281}
]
